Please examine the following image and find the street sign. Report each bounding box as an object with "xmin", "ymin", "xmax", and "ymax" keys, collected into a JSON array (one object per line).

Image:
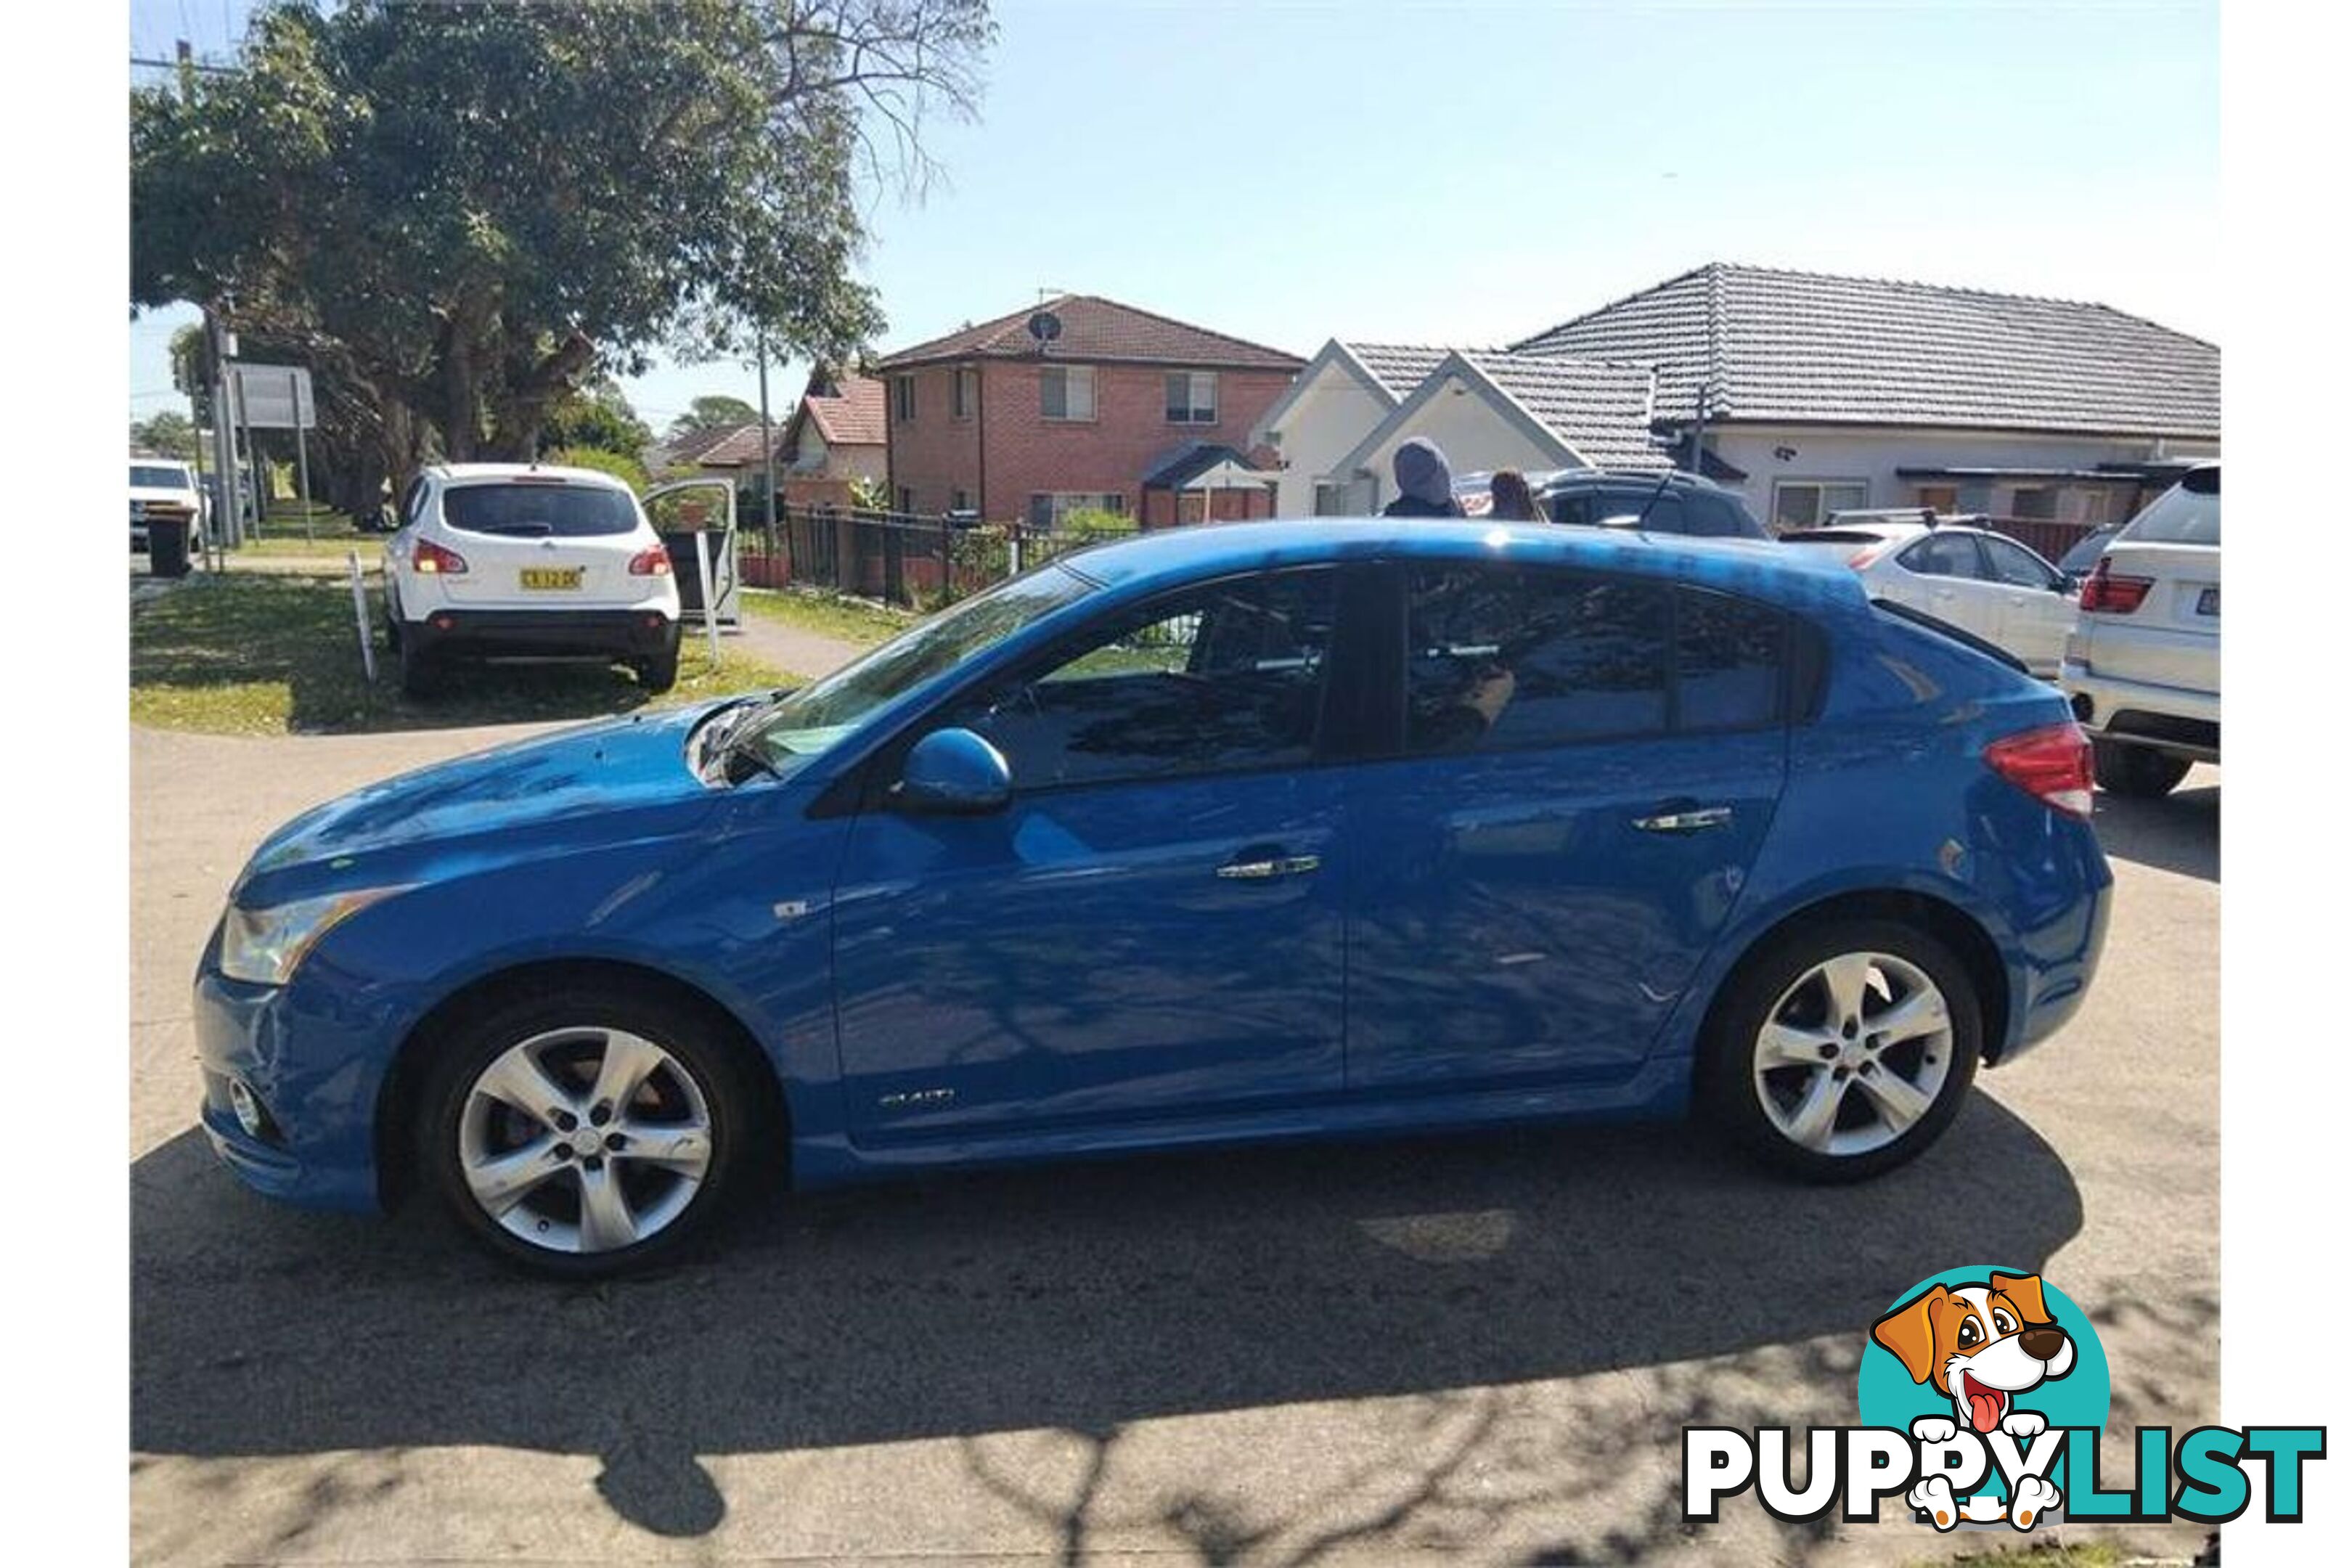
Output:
[{"xmin": 227, "ymin": 363, "xmax": 317, "ymax": 430}]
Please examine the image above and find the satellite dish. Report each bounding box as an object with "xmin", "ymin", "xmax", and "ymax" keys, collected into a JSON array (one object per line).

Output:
[{"xmin": 1026, "ymin": 310, "xmax": 1063, "ymax": 345}]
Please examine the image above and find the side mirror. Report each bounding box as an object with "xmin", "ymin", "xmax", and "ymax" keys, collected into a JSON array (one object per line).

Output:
[{"xmin": 894, "ymin": 727, "xmax": 1012, "ymax": 814}]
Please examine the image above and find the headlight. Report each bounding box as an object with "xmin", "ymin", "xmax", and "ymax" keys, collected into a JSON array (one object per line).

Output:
[{"xmin": 219, "ymin": 887, "xmax": 405, "ymax": 986}]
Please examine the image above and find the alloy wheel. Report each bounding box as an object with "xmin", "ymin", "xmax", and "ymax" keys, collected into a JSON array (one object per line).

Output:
[
  {"xmin": 1751, "ymin": 951, "xmax": 1953, "ymax": 1159},
  {"xmin": 457, "ymin": 1026, "xmax": 714, "ymax": 1254}
]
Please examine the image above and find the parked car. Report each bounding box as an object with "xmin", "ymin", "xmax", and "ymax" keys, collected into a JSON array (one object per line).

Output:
[
  {"xmin": 1779, "ymin": 516, "xmax": 2078, "ymax": 677},
  {"xmin": 194, "ymin": 518, "xmax": 2110, "ymax": 1275},
  {"xmin": 2060, "ymin": 463, "xmax": 2219, "ymax": 796},
  {"xmin": 1454, "ymin": 467, "xmax": 1771, "ymax": 540},
  {"xmin": 383, "ymin": 462, "xmax": 682, "ymax": 698},
  {"xmin": 2055, "ymin": 523, "xmax": 2123, "ymax": 585},
  {"xmin": 130, "ymin": 457, "xmax": 204, "ymax": 555}
]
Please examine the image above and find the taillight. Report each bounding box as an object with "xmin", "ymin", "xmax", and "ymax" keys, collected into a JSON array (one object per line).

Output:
[
  {"xmin": 412, "ymin": 539, "xmax": 468, "ymax": 576},
  {"xmin": 1847, "ymin": 544, "xmax": 1887, "ymax": 568},
  {"xmin": 629, "ymin": 546, "xmax": 673, "ymax": 576},
  {"xmin": 1984, "ymin": 723, "xmax": 2094, "ymax": 819},
  {"xmin": 2078, "ymin": 557, "xmax": 2150, "ymax": 613}
]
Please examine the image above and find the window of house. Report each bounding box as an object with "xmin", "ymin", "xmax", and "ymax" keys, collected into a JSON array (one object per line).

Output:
[
  {"xmin": 951, "ymin": 489, "xmax": 971, "ymax": 513},
  {"xmin": 896, "ymin": 485, "xmax": 915, "ymax": 515},
  {"xmin": 892, "ymin": 375, "xmax": 915, "ymax": 422},
  {"xmin": 1040, "ymin": 365, "xmax": 1096, "ymax": 421},
  {"xmin": 2010, "ymin": 486, "xmax": 2057, "ymax": 520},
  {"xmin": 1771, "ymin": 481, "xmax": 1870, "ymax": 531},
  {"xmin": 1026, "ymin": 492, "xmax": 1127, "ymax": 529},
  {"xmin": 1164, "ymin": 371, "xmax": 1219, "ymax": 425},
  {"xmin": 1403, "ymin": 566, "xmax": 1671, "ymax": 754},
  {"xmin": 941, "ymin": 568, "xmax": 1339, "ymax": 791},
  {"xmin": 1914, "ymin": 485, "xmax": 1960, "ymax": 515},
  {"xmin": 951, "ymin": 367, "xmax": 977, "ymax": 420}
]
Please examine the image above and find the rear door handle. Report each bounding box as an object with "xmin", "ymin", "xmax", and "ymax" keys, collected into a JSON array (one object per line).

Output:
[
  {"xmin": 1633, "ymin": 805, "xmax": 1732, "ymax": 834},
  {"xmin": 1217, "ymin": 853, "xmax": 1322, "ymax": 880}
]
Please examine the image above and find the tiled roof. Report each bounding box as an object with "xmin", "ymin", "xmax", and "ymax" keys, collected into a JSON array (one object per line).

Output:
[
  {"xmin": 1461, "ymin": 352, "xmax": 1671, "ymax": 471},
  {"xmin": 800, "ymin": 372, "xmax": 886, "ymax": 447},
  {"xmin": 652, "ymin": 425, "xmax": 744, "ymax": 467},
  {"xmin": 1510, "ymin": 262, "xmax": 2218, "ymax": 439},
  {"xmin": 683, "ymin": 422, "xmax": 785, "ymax": 468},
  {"xmin": 1343, "ymin": 342, "xmax": 1450, "ymax": 400},
  {"xmin": 876, "ymin": 294, "xmax": 1304, "ymax": 372}
]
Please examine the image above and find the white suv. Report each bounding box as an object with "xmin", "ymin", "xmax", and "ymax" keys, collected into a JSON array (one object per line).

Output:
[
  {"xmin": 2060, "ymin": 464, "xmax": 2218, "ymax": 797},
  {"xmin": 384, "ymin": 464, "xmax": 682, "ymax": 698},
  {"xmin": 130, "ymin": 458, "xmax": 204, "ymax": 554}
]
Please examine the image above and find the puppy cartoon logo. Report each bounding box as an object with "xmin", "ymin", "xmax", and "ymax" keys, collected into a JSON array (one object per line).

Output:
[{"xmin": 1871, "ymin": 1272, "xmax": 2077, "ymax": 1530}]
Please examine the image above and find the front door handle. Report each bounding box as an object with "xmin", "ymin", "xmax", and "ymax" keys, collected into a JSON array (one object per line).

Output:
[
  {"xmin": 1633, "ymin": 805, "xmax": 1732, "ymax": 834},
  {"xmin": 1217, "ymin": 853, "xmax": 1322, "ymax": 880}
]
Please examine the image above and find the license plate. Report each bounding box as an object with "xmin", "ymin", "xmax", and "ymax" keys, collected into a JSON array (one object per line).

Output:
[
  {"xmin": 2196, "ymin": 587, "xmax": 2218, "ymax": 616},
  {"xmin": 519, "ymin": 568, "xmax": 584, "ymax": 591}
]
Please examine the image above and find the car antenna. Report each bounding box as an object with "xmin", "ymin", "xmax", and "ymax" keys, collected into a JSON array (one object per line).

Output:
[{"xmin": 1630, "ymin": 465, "xmax": 1678, "ymax": 530}]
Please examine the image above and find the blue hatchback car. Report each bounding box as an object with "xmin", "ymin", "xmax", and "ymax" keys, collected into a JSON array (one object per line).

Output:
[{"xmin": 194, "ymin": 519, "xmax": 2110, "ymax": 1275}]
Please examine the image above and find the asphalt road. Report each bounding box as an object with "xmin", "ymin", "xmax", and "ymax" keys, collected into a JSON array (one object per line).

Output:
[{"xmin": 130, "ymin": 717, "xmax": 2220, "ymax": 1567}]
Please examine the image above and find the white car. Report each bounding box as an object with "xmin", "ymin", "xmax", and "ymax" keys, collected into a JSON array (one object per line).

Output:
[
  {"xmin": 1779, "ymin": 518, "xmax": 2078, "ymax": 677},
  {"xmin": 130, "ymin": 457, "xmax": 204, "ymax": 554},
  {"xmin": 383, "ymin": 463, "xmax": 682, "ymax": 698},
  {"xmin": 2060, "ymin": 464, "xmax": 2218, "ymax": 797}
]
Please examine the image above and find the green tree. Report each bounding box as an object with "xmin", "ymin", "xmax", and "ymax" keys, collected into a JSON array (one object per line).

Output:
[
  {"xmin": 666, "ymin": 395, "xmax": 761, "ymax": 439},
  {"xmin": 132, "ymin": 1, "xmax": 992, "ymax": 466},
  {"xmin": 131, "ymin": 409, "xmax": 199, "ymax": 460},
  {"xmin": 543, "ymin": 379, "xmax": 653, "ymax": 461}
]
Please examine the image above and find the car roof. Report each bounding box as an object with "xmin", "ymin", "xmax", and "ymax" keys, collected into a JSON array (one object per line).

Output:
[
  {"xmin": 1783, "ymin": 521, "xmax": 1929, "ymax": 542},
  {"xmin": 1057, "ymin": 517, "xmax": 1866, "ymax": 613},
  {"xmin": 428, "ymin": 462, "xmax": 634, "ymax": 491}
]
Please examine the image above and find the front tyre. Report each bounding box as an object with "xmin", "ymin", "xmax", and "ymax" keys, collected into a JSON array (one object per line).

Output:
[
  {"xmin": 417, "ymin": 988, "xmax": 754, "ymax": 1278},
  {"xmin": 2092, "ymin": 740, "xmax": 2192, "ymax": 799},
  {"xmin": 1697, "ymin": 918, "xmax": 1981, "ymax": 1183}
]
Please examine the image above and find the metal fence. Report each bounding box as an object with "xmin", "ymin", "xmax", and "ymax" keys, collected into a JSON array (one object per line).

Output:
[{"xmin": 737, "ymin": 505, "xmax": 1090, "ymax": 609}]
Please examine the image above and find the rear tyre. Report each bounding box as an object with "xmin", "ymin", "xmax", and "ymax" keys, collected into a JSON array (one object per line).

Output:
[
  {"xmin": 2092, "ymin": 740, "xmax": 2191, "ymax": 799},
  {"xmin": 1696, "ymin": 918, "xmax": 1981, "ymax": 1183},
  {"xmin": 636, "ymin": 647, "xmax": 680, "ymax": 695},
  {"xmin": 416, "ymin": 985, "xmax": 757, "ymax": 1278},
  {"xmin": 399, "ymin": 634, "xmax": 446, "ymax": 698}
]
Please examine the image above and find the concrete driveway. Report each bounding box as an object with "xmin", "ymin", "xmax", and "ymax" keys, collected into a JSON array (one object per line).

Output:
[{"xmin": 130, "ymin": 717, "xmax": 2218, "ymax": 1567}]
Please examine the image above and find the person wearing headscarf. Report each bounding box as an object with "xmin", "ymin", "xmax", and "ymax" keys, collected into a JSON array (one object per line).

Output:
[
  {"xmin": 1489, "ymin": 469, "xmax": 1542, "ymax": 521},
  {"xmin": 1381, "ymin": 437, "xmax": 1467, "ymax": 518}
]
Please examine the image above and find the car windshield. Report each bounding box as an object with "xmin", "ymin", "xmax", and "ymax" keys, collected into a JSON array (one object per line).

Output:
[
  {"xmin": 2120, "ymin": 473, "xmax": 2220, "ymax": 547},
  {"xmin": 731, "ymin": 564, "xmax": 1100, "ymax": 777},
  {"xmin": 131, "ymin": 465, "xmax": 189, "ymax": 489},
  {"xmin": 442, "ymin": 481, "xmax": 639, "ymax": 538}
]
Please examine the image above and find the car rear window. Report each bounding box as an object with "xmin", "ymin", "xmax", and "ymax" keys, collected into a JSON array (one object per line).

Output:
[
  {"xmin": 131, "ymin": 465, "xmax": 188, "ymax": 489},
  {"xmin": 441, "ymin": 481, "xmax": 639, "ymax": 538},
  {"xmin": 2120, "ymin": 473, "xmax": 2219, "ymax": 547}
]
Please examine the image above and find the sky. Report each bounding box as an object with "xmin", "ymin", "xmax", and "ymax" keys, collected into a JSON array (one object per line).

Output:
[{"xmin": 128, "ymin": 0, "xmax": 2219, "ymax": 436}]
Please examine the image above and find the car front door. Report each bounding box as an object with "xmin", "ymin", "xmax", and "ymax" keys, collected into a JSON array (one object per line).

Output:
[
  {"xmin": 1978, "ymin": 534, "xmax": 2075, "ymax": 677},
  {"xmin": 1344, "ymin": 563, "xmax": 1792, "ymax": 1093},
  {"xmin": 828, "ymin": 565, "xmax": 1357, "ymax": 1143}
]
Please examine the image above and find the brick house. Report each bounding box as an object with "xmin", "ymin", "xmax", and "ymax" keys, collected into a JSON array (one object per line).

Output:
[
  {"xmin": 775, "ymin": 367, "xmax": 886, "ymax": 509},
  {"xmin": 872, "ymin": 294, "xmax": 1304, "ymax": 528}
]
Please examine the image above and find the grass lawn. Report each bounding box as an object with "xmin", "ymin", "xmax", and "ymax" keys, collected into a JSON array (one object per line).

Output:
[
  {"xmin": 131, "ymin": 573, "xmax": 798, "ymax": 736},
  {"xmin": 740, "ymin": 585, "xmax": 916, "ymax": 648}
]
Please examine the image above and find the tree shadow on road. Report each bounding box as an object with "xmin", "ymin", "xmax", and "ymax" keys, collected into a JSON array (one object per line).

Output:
[{"xmin": 132, "ymin": 1095, "xmax": 2089, "ymax": 1553}]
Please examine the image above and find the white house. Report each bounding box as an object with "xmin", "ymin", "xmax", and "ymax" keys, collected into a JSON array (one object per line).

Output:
[{"xmin": 1257, "ymin": 264, "xmax": 2220, "ymax": 534}]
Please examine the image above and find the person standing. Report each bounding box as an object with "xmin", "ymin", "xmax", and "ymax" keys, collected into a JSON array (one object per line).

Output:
[{"xmin": 1382, "ymin": 437, "xmax": 1467, "ymax": 518}]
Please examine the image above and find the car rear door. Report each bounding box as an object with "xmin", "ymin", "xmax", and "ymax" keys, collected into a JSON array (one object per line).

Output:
[
  {"xmin": 431, "ymin": 478, "xmax": 649, "ymax": 610},
  {"xmin": 1891, "ymin": 532, "xmax": 2009, "ymax": 644},
  {"xmin": 827, "ymin": 565, "xmax": 1361, "ymax": 1143},
  {"xmin": 1342, "ymin": 563, "xmax": 1792, "ymax": 1093}
]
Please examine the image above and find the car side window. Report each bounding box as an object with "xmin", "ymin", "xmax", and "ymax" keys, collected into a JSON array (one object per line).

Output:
[
  {"xmin": 1403, "ymin": 566, "xmax": 1670, "ymax": 754},
  {"xmin": 1678, "ymin": 587, "xmax": 1787, "ymax": 730},
  {"xmin": 1548, "ymin": 491, "xmax": 1593, "ymax": 528},
  {"xmin": 399, "ymin": 477, "xmax": 427, "ymax": 529},
  {"xmin": 1899, "ymin": 534, "xmax": 1985, "ymax": 579},
  {"xmin": 945, "ymin": 568, "xmax": 1339, "ymax": 790},
  {"xmin": 1981, "ymin": 536, "xmax": 2059, "ymax": 589}
]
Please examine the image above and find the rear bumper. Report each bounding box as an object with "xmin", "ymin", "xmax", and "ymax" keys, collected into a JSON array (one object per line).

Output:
[
  {"xmin": 404, "ymin": 608, "xmax": 680, "ymax": 661},
  {"xmin": 2060, "ymin": 658, "xmax": 2220, "ymax": 759}
]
